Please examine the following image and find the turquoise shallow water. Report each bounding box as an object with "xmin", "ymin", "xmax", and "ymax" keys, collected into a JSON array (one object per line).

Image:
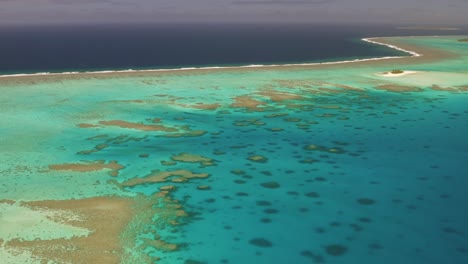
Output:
[{"xmin": 0, "ymin": 36, "xmax": 467, "ymax": 263}]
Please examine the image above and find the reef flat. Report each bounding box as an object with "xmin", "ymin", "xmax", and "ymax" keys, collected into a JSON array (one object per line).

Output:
[{"xmin": 0, "ymin": 36, "xmax": 467, "ymax": 264}]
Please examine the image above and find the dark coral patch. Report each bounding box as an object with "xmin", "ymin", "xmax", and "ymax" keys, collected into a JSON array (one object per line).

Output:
[
  {"xmin": 185, "ymin": 260, "xmax": 206, "ymax": 264},
  {"xmin": 304, "ymin": 144, "xmax": 346, "ymax": 154},
  {"xmin": 249, "ymin": 238, "xmax": 273, "ymax": 248},
  {"xmin": 357, "ymin": 198, "xmax": 376, "ymax": 205},
  {"xmin": 375, "ymin": 84, "xmax": 422, "ymax": 93},
  {"xmin": 443, "ymin": 227, "xmax": 461, "ymax": 234},
  {"xmin": 230, "ymin": 169, "xmax": 245, "ymax": 175},
  {"xmin": 333, "ymin": 141, "xmax": 349, "ymax": 146},
  {"xmin": 256, "ymin": 200, "xmax": 272, "ymax": 206},
  {"xmin": 261, "ymin": 181, "xmax": 280, "ymax": 189},
  {"xmin": 369, "ymin": 242, "xmax": 383, "ymax": 250},
  {"xmin": 305, "ymin": 192, "xmax": 320, "ymax": 198},
  {"xmin": 324, "ymin": 244, "xmax": 348, "ymax": 256},
  {"xmin": 300, "ymin": 250, "xmax": 324, "ymax": 262},
  {"xmin": 267, "ymin": 128, "xmax": 284, "ymax": 132},
  {"xmin": 263, "ymin": 208, "xmax": 279, "ymax": 214},
  {"xmin": 161, "ymin": 160, "xmax": 177, "ymax": 166},
  {"xmin": 300, "ymin": 158, "xmax": 319, "ymax": 164},
  {"xmin": 358, "ymin": 217, "xmax": 372, "ymax": 223}
]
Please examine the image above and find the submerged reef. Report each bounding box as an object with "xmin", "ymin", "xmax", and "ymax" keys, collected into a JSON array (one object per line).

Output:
[
  {"xmin": 49, "ymin": 160, "xmax": 125, "ymax": 177},
  {"xmin": 120, "ymin": 170, "xmax": 210, "ymax": 187}
]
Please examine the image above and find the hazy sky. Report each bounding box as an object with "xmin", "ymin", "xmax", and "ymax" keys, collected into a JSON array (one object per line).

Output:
[{"xmin": 0, "ymin": 0, "xmax": 467, "ymax": 25}]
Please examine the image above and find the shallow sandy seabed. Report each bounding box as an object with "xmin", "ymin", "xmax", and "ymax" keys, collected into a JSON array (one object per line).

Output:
[{"xmin": 1, "ymin": 197, "xmax": 132, "ymax": 263}]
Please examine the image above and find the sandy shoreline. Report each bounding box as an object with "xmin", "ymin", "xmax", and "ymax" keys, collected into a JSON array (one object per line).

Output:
[{"xmin": 0, "ymin": 35, "xmax": 464, "ymax": 84}]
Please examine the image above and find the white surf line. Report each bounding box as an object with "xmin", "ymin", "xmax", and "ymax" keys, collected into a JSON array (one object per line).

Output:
[
  {"xmin": 0, "ymin": 36, "xmax": 424, "ymax": 79},
  {"xmin": 362, "ymin": 38, "xmax": 422, "ymax": 57}
]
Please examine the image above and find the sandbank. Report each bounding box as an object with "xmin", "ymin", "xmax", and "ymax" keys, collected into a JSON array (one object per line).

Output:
[{"xmin": 378, "ymin": 70, "xmax": 419, "ymax": 77}]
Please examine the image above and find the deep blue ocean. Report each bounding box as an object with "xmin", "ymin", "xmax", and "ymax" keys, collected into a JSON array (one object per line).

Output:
[{"xmin": 0, "ymin": 23, "xmax": 466, "ymax": 74}]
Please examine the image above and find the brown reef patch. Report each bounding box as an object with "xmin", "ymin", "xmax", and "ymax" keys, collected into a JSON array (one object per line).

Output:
[
  {"xmin": 247, "ymin": 155, "xmax": 268, "ymax": 163},
  {"xmin": 110, "ymin": 99, "xmax": 146, "ymax": 104},
  {"xmin": 197, "ymin": 185, "xmax": 211, "ymax": 191},
  {"xmin": 317, "ymin": 87, "xmax": 344, "ymax": 94},
  {"xmin": 431, "ymin": 85, "xmax": 458, "ymax": 92},
  {"xmin": 230, "ymin": 169, "xmax": 245, "ymax": 175},
  {"xmin": 231, "ymin": 95, "xmax": 266, "ymax": 111},
  {"xmin": 431, "ymin": 84, "xmax": 468, "ymax": 92},
  {"xmin": 148, "ymin": 118, "xmax": 162, "ymax": 123},
  {"xmin": 86, "ymin": 134, "xmax": 108, "ymax": 140},
  {"xmin": 142, "ymin": 238, "xmax": 178, "ymax": 252},
  {"xmin": 171, "ymin": 153, "xmax": 215, "ymax": 166},
  {"xmin": 267, "ymin": 128, "xmax": 284, "ymax": 132},
  {"xmin": 304, "ymin": 144, "xmax": 346, "ymax": 154},
  {"xmin": 233, "ymin": 119, "xmax": 266, "ymax": 127},
  {"xmin": 121, "ymin": 170, "xmax": 210, "ymax": 187},
  {"xmin": 458, "ymin": 85, "xmax": 468, "ymax": 91},
  {"xmin": 161, "ymin": 160, "xmax": 177, "ymax": 166},
  {"xmin": 77, "ymin": 143, "xmax": 108, "ymax": 155},
  {"xmin": 159, "ymin": 185, "xmax": 176, "ymax": 191},
  {"xmin": 49, "ymin": 160, "xmax": 124, "ymax": 177},
  {"xmin": 332, "ymin": 83, "xmax": 365, "ymax": 92},
  {"xmin": 0, "ymin": 199, "xmax": 15, "ymax": 205},
  {"xmin": 99, "ymin": 120, "xmax": 178, "ymax": 132},
  {"xmin": 375, "ymin": 84, "xmax": 422, "ymax": 93},
  {"xmin": 77, "ymin": 123, "xmax": 99, "ymax": 128},
  {"xmin": 258, "ymin": 90, "xmax": 304, "ymax": 102}
]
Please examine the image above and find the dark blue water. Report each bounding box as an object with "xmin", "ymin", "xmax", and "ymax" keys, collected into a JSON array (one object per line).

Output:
[{"xmin": 0, "ymin": 23, "xmax": 465, "ymax": 74}]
